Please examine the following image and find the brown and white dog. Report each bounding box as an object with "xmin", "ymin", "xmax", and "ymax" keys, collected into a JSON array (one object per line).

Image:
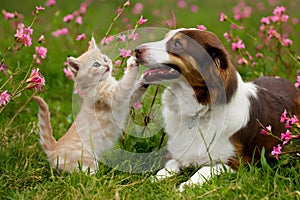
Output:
[{"xmin": 135, "ymin": 28, "xmax": 300, "ymax": 190}]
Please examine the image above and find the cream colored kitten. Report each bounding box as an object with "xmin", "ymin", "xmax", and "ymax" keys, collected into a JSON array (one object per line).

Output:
[{"xmin": 33, "ymin": 37, "xmax": 143, "ymax": 173}]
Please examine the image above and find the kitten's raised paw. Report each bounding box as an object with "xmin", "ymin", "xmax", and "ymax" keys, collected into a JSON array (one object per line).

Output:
[{"xmin": 126, "ymin": 56, "xmax": 138, "ymax": 70}]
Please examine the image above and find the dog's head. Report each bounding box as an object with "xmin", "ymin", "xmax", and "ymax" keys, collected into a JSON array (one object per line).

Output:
[{"xmin": 135, "ymin": 28, "xmax": 238, "ymax": 105}]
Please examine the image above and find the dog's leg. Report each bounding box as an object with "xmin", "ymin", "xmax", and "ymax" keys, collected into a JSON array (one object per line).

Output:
[
  {"xmin": 155, "ymin": 159, "xmax": 181, "ymax": 180},
  {"xmin": 179, "ymin": 163, "xmax": 232, "ymax": 192}
]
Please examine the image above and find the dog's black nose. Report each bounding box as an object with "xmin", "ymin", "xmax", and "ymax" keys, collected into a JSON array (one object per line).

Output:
[{"xmin": 135, "ymin": 45, "xmax": 145, "ymax": 59}]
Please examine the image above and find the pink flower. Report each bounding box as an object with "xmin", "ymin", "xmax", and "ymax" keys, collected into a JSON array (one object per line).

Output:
[
  {"xmin": 237, "ymin": 57, "xmax": 248, "ymax": 65},
  {"xmin": 271, "ymin": 144, "xmax": 282, "ymax": 160},
  {"xmin": 38, "ymin": 35, "xmax": 46, "ymax": 43},
  {"xmin": 2, "ymin": 10, "xmax": 15, "ymax": 20},
  {"xmin": 128, "ymin": 32, "xmax": 138, "ymax": 40},
  {"xmin": 197, "ymin": 25, "xmax": 206, "ymax": 31},
  {"xmin": 0, "ymin": 63, "xmax": 8, "ymax": 73},
  {"xmin": 115, "ymin": 60, "xmax": 122, "ymax": 66},
  {"xmin": 76, "ymin": 33, "xmax": 86, "ymax": 41},
  {"xmin": 0, "ymin": 91, "xmax": 11, "ymax": 106},
  {"xmin": 63, "ymin": 68, "xmax": 73, "ymax": 80},
  {"xmin": 101, "ymin": 35, "xmax": 114, "ymax": 45},
  {"xmin": 190, "ymin": 5, "xmax": 198, "ymax": 13},
  {"xmin": 281, "ymin": 130, "xmax": 292, "ymax": 144},
  {"xmin": 132, "ymin": 2, "xmax": 143, "ymax": 15},
  {"xmin": 75, "ymin": 16, "xmax": 83, "ymax": 24},
  {"xmin": 177, "ymin": 0, "xmax": 187, "ymax": 8},
  {"xmin": 290, "ymin": 115, "xmax": 298, "ymax": 124},
  {"xmin": 138, "ymin": 15, "xmax": 148, "ymax": 25},
  {"xmin": 52, "ymin": 28, "xmax": 68, "ymax": 37},
  {"xmin": 267, "ymin": 29, "xmax": 281, "ymax": 41},
  {"xmin": 269, "ymin": 15, "xmax": 280, "ymax": 23},
  {"xmin": 35, "ymin": 6, "xmax": 45, "ymax": 13},
  {"xmin": 261, "ymin": 17, "xmax": 270, "ymax": 24},
  {"xmin": 35, "ymin": 46, "xmax": 47, "ymax": 59},
  {"xmin": 231, "ymin": 40, "xmax": 245, "ymax": 51},
  {"xmin": 281, "ymin": 14, "xmax": 289, "ymax": 22},
  {"xmin": 123, "ymin": 1, "xmax": 130, "ymax": 7},
  {"xmin": 119, "ymin": 49, "xmax": 131, "ymax": 58},
  {"xmin": 260, "ymin": 125, "xmax": 272, "ymax": 135},
  {"xmin": 117, "ymin": 34, "xmax": 126, "ymax": 42},
  {"xmin": 282, "ymin": 38, "xmax": 292, "ymax": 47},
  {"xmin": 45, "ymin": 0, "xmax": 56, "ymax": 7},
  {"xmin": 80, "ymin": 2, "xmax": 87, "ymax": 14},
  {"xmin": 22, "ymin": 34, "xmax": 32, "ymax": 47},
  {"xmin": 295, "ymin": 76, "xmax": 300, "ymax": 87},
  {"xmin": 223, "ymin": 32, "xmax": 231, "ymax": 42},
  {"xmin": 292, "ymin": 18, "xmax": 299, "ymax": 24},
  {"xmin": 133, "ymin": 101, "xmax": 142, "ymax": 110},
  {"xmin": 63, "ymin": 14, "xmax": 73, "ymax": 22},
  {"xmin": 273, "ymin": 6, "xmax": 286, "ymax": 16},
  {"xmin": 15, "ymin": 29, "xmax": 24, "ymax": 39},
  {"xmin": 33, "ymin": 54, "xmax": 41, "ymax": 65},
  {"xmin": 220, "ymin": 13, "xmax": 227, "ymax": 21},
  {"xmin": 26, "ymin": 68, "xmax": 45, "ymax": 90},
  {"xmin": 280, "ymin": 109, "xmax": 288, "ymax": 122}
]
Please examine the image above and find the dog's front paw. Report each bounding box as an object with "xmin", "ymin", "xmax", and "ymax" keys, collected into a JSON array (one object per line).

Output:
[{"xmin": 126, "ymin": 56, "xmax": 138, "ymax": 71}]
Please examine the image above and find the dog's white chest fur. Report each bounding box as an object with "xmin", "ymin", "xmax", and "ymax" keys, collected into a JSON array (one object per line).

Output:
[{"xmin": 162, "ymin": 74, "xmax": 257, "ymax": 168}]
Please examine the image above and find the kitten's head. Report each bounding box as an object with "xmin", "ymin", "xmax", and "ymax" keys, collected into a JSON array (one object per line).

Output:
[{"xmin": 67, "ymin": 37, "xmax": 112, "ymax": 90}]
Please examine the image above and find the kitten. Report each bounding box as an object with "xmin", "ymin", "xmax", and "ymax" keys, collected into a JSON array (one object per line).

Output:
[{"xmin": 33, "ymin": 37, "xmax": 144, "ymax": 173}]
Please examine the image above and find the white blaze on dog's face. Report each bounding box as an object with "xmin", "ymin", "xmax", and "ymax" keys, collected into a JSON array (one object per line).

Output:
[{"xmin": 135, "ymin": 28, "xmax": 237, "ymax": 105}]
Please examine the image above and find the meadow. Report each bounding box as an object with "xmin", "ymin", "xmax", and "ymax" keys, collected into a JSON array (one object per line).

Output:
[{"xmin": 0, "ymin": 0, "xmax": 299, "ymax": 199}]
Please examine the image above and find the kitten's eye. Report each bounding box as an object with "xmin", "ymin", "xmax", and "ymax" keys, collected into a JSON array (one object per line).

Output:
[
  {"xmin": 103, "ymin": 57, "xmax": 108, "ymax": 63},
  {"xmin": 93, "ymin": 62, "xmax": 101, "ymax": 67},
  {"xmin": 174, "ymin": 40, "xmax": 182, "ymax": 49}
]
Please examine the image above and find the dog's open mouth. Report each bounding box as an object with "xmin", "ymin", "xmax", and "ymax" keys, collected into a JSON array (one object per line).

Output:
[{"xmin": 142, "ymin": 64, "xmax": 181, "ymax": 82}]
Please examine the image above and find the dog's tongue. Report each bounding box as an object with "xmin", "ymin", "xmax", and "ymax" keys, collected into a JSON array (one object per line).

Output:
[{"xmin": 142, "ymin": 64, "xmax": 181, "ymax": 83}]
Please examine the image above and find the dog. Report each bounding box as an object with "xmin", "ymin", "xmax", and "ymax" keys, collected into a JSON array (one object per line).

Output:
[{"xmin": 135, "ymin": 28, "xmax": 300, "ymax": 190}]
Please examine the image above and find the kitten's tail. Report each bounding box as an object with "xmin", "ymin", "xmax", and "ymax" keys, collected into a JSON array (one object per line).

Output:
[{"xmin": 32, "ymin": 96, "xmax": 57, "ymax": 153}]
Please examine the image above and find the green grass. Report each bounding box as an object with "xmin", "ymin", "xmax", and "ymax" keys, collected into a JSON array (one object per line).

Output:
[{"xmin": 1, "ymin": 0, "xmax": 300, "ymax": 199}]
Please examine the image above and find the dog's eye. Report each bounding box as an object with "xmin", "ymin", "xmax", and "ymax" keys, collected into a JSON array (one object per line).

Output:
[
  {"xmin": 174, "ymin": 40, "xmax": 182, "ymax": 49},
  {"xmin": 93, "ymin": 62, "xmax": 101, "ymax": 67},
  {"xmin": 103, "ymin": 57, "xmax": 108, "ymax": 63}
]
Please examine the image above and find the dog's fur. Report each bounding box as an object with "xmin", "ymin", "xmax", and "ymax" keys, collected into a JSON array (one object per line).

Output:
[{"xmin": 135, "ymin": 28, "xmax": 300, "ymax": 190}]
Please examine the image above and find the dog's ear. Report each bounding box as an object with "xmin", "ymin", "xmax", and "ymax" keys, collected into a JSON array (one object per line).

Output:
[
  {"xmin": 206, "ymin": 46, "xmax": 229, "ymax": 70},
  {"xmin": 89, "ymin": 36, "xmax": 98, "ymax": 51},
  {"xmin": 67, "ymin": 56, "xmax": 80, "ymax": 77}
]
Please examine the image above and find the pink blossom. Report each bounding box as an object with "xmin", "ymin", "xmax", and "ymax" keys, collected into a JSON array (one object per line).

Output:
[
  {"xmin": 119, "ymin": 49, "xmax": 131, "ymax": 58},
  {"xmin": 80, "ymin": 2, "xmax": 87, "ymax": 14},
  {"xmin": 281, "ymin": 130, "xmax": 292, "ymax": 144},
  {"xmin": 35, "ymin": 6, "xmax": 45, "ymax": 14},
  {"xmin": 22, "ymin": 34, "xmax": 32, "ymax": 46},
  {"xmin": 220, "ymin": 13, "xmax": 227, "ymax": 21},
  {"xmin": 281, "ymin": 14, "xmax": 289, "ymax": 22},
  {"xmin": 132, "ymin": 2, "xmax": 143, "ymax": 15},
  {"xmin": 133, "ymin": 101, "xmax": 142, "ymax": 110},
  {"xmin": 75, "ymin": 16, "xmax": 83, "ymax": 24},
  {"xmin": 35, "ymin": 46, "xmax": 47, "ymax": 59},
  {"xmin": 24, "ymin": 27, "xmax": 33, "ymax": 35},
  {"xmin": 282, "ymin": 38, "xmax": 292, "ymax": 46},
  {"xmin": 261, "ymin": 17, "xmax": 270, "ymax": 24},
  {"xmin": 292, "ymin": 18, "xmax": 299, "ymax": 24},
  {"xmin": 26, "ymin": 68, "xmax": 45, "ymax": 90},
  {"xmin": 231, "ymin": 40, "xmax": 245, "ymax": 51},
  {"xmin": 76, "ymin": 33, "xmax": 86, "ymax": 41},
  {"xmin": 197, "ymin": 25, "xmax": 206, "ymax": 31},
  {"xmin": 63, "ymin": 68, "xmax": 73, "ymax": 80},
  {"xmin": 2, "ymin": 10, "xmax": 15, "ymax": 20},
  {"xmin": 223, "ymin": 32, "xmax": 231, "ymax": 42},
  {"xmin": 237, "ymin": 57, "xmax": 248, "ymax": 65},
  {"xmin": 256, "ymin": 52, "xmax": 263, "ymax": 58},
  {"xmin": 63, "ymin": 14, "xmax": 73, "ymax": 22},
  {"xmin": 15, "ymin": 29, "xmax": 24, "ymax": 39},
  {"xmin": 290, "ymin": 115, "xmax": 298, "ymax": 124},
  {"xmin": 280, "ymin": 109, "xmax": 288, "ymax": 122},
  {"xmin": 115, "ymin": 60, "xmax": 122, "ymax": 66},
  {"xmin": 38, "ymin": 35, "xmax": 46, "ymax": 43},
  {"xmin": 177, "ymin": 0, "xmax": 187, "ymax": 8},
  {"xmin": 0, "ymin": 63, "xmax": 8, "ymax": 73},
  {"xmin": 117, "ymin": 34, "xmax": 126, "ymax": 42},
  {"xmin": 267, "ymin": 29, "xmax": 281, "ymax": 41},
  {"xmin": 45, "ymin": 0, "xmax": 56, "ymax": 7},
  {"xmin": 271, "ymin": 144, "xmax": 282, "ymax": 160},
  {"xmin": 269, "ymin": 15, "xmax": 280, "ymax": 23},
  {"xmin": 273, "ymin": 6, "xmax": 286, "ymax": 16},
  {"xmin": 52, "ymin": 28, "xmax": 68, "ymax": 37},
  {"xmin": 128, "ymin": 32, "xmax": 138, "ymax": 40},
  {"xmin": 101, "ymin": 35, "xmax": 114, "ymax": 45},
  {"xmin": 190, "ymin": 5, "xmax": 198, "ymax": 13},
  {"xmin": 123, "ymin": 1, "xmax": 130, "ymax": 7},
  {"xmin": 33, "ymin": 54, "xmax": 41, "ymax": 65},
  {"xmin": 0, "ymin": 91, "xmax": 11, "ymax": 106},
  {"xmin": 138, "ymin": 15, "xmax": 148, "ymax": 25},
  {"xmin": 260, "ymin": 125, "xmax": 272, "ymax": 135}
]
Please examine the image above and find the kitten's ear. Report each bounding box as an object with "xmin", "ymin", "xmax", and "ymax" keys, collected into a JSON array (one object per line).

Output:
[
  {"xmin": 88, "ymin": 36, "xmax": 98, "ymax": 51},
  {"xmin": 67, "ymin": 56, "xmax": 80, "ymax": 77}
]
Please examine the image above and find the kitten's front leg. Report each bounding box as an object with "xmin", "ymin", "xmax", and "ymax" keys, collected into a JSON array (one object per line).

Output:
[{"xmin": 113, "ymin": 56, "xmax": 139, "ymax": 100}]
